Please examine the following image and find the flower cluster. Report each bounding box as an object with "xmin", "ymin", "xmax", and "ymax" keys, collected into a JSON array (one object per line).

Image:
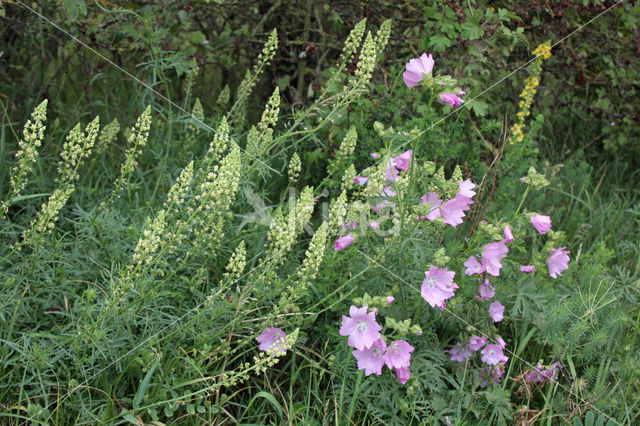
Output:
[
  {"xmin": 446, "ymin": 336, "xmax": 509, "ymax": 387},
  {"xmin": 509, "ymin": 42, "xmax": 552, "ymax": 144},
  {"xmin": 339, "ymin": 306, "xmax": 415, "ymax": 384},
  {"xmin": 419, "ymin": 179, "xmax": 476, "ymax": 228},
  {"xmin": 403, "ymin": 52, "xmax": 465, "ymax": 107}
]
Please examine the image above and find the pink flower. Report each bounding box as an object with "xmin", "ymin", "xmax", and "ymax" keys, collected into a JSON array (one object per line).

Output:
[
  {"xmin": 440, "ymin": 194, "xmax": 473, "ymax": 227},
  {"xmin": 370, "ymin": 152, "xmax": 380, "ymax": 159},
  {"xmin": 257, "ymin": 328, "xmax": 288, "ymax": 356},
  {"xmin": 352, "ymin": 338, "xmax": 387, "ymax": 376},
  {"xmin": 422, "ymin": 192, "xmax": 443, "ymax": 221},
  {"xmin": 547, "ymin": 247, "xmax": 570, "ymax": 278},
  {"xmin": 477, "ymin": 278, "xmax": 495, "ymax": 301},
  {"xmin": 395, "ymin": 366, "xmax": 411, "ymax": 385},
  {"xmin": 439, "ymin": 93, "xmax": 464, "ymax": 107},
  {"xmin": 525, "ymin": 363, "xmax": 559, "ymax": 384},
  {"xmin": 385, "ymin": 160, "xmax": 399, "ymax": 182},
  {"xmin": 458, "ymin": 179, "xmax": 476, "ymax": 198},
  {"xmin": 386, "ymin": 296, "xmax": 395, "ymax": 305},
  {"xmin": 403, "ymin": 52, "xmax": 435, "ymax": 87},
  {"xmin": 481, "ymin": 240, "xmax": 509, "ymax": 276},
  {"xmin": 457, "ymin": 90, "xmax": 467, "ymax": 96},
  {"xmin": 531, "ymin": 214, "xmax": 552, "ymax": 234},
  {"xmin": 369, "ymin": 221, "xmax": 379, "ymax": 230},
  {"xmin": 353, "ymin": 176, "xmax": 369, "ymax": 185},
  {"xmin": 385, "ymin": 340, "xmax": 414, "ymax": 369},
  {"xmin": 392, "ymin": 149, "xmax": 413, "ymax": 172},
  {"xmin": 496, "ymin": 336, "xmax": 506, "ymax": 349},
  {"xmin": 503, "ymin": 225, "xmax": 514, "ymax": 243},
  {"xmin": 343, "ymin": 221, "xmax": 358, "ymax": 230},
  {"xmin": 464, "ymin": 255, "xmax": 484, "ymax": 276},
  {"xmin": 489, "ymin": 301, "xmax": 505, "ymax": 322},
  {"xmin": 421, "ymin": 266, "xmax": 458, "ymax": 309},
  {"xmin": 481, "ymin": 344, "xmax": 509, "ymax": 365},
  {"xmin": 520, "ymin": 265, "xmax": 535, "ymax": 273},
  {"xmin": 468, "ymin": 336, "xmax": 486, "ymax": 352},
  {"xmin": 339, "ymin": 306, "xmax": 383, "ymax": 350},
  {"xmin": 478, "ymin": 364, "xmax": 505, "ymax": 388},
  {"xmin": 446, "ymin": 343, "xmax": 472, "ymax": 362},
  {"xmin": 334, "ymin": 234, "xmax": 355, "ymax": 251}
]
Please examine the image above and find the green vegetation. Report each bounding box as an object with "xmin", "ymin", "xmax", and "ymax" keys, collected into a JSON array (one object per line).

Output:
[{"xmin": 1, "ymin": 1, "xmax": 638, "ymax": 424}]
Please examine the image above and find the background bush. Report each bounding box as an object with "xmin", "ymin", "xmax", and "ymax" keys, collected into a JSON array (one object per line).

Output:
[{"xmin": 1, "ymin": 1, "xmax": 638, "ymax": 424}]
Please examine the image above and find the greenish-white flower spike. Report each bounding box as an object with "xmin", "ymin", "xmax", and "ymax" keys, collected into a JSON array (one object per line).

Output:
[
  {"xmin": 4, "ymin": 99, "xmax": 48, "ymax": 217},
  {"xmin": 23, "ymin": 117, "xmax": 99, "ymax": 247},
  {"xmin": 341, "ymin": 164, "xmax": 357, "ymax": 192},
  {"xmin": 288, "ymin": 152, "xmax": 301, "ymax": 184},
  {"xmin": 294, "ymin": 186, "xmax": 315, "ymax": 234},
  {"xmin": 297, "ymin": 221, "xmax": 329, "ymax": 283},
  {"xmin": 108, "ymin": 106, "xmax": 152, "ymax": 204},
  {"xmin": 339, "ymin": 18, "xmax": 367, "ymax": 68},
  {"xmin": 353, "ymin": 31, "xmax": 377, "ymax": 86},
  {"xmin": 328, "ymin": 126, "xmax": 357, "ymax": 179},
  {"xmin": 259, "ymin": 88, "xmax": 280, "ymax": 132},
  {"xmin": 230, "ymin": 29, "xmax": 278, "ymax": 125},
  {"xmin": 96, "ymin": 117, "xmax": 120, "ymax": 154},
  {"xmin": 186, "ymin": 98, "xmax": 204, "ymax": 147},
  {"xmin": 223, "ymin": 241, "xmax": 247, "ymax": 283},
  {"xmin": 375, "ymin": 19, "xmax": 392, "ymax": 58},
  {"xmin": 217, "ymin": 85, "xmax": 230, "ymax": 109},
  {"xmin": 203, "ymin": 116, "xmax": 230, "ymax": 169},
  {"xmin": 328, "ymin": 190, "xmax": 348, "ymax": 236},
  {"xmin": 164, "ymin": 160, "xmax": 194, "ymax": 209}
]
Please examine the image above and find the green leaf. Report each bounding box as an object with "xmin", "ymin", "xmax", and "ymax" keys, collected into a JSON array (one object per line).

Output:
[
  {"xmin": 467, "ymin": 99, "xmax": 489, "ymax": 117},
  {"xmin": 429, "ymin": 35, "xmax": 451, "ymax": 52},
  {"xmin": 461, "ymin": 20, "xmax": 484, "ymax": 40},
  {"xmin": 63, "ymin": 0, "xmax": 87, "ymax": 19}
]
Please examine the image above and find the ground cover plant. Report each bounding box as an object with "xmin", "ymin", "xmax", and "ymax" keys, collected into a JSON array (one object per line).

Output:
[{"xmin": 1, "ymin": 1, "xmax": 639, "ymax": 425}]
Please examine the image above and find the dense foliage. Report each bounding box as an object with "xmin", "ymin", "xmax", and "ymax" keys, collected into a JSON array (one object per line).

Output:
[{"xmin": 1, "ymin": 1, "xmax": 638, "ymax": 424}]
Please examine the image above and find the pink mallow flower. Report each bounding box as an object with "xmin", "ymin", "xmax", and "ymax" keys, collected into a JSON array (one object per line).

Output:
[
  {"xmin": 503, "ymin": 225, "xmax": 514, "ymax": 243},
  {"xmin": 440, "ymin": 93, "xmax": 464, "ymax": 107},
  {"xmin": 395, "ymin": 367, "xmax": 411, "ymax": 385},
  {"xmin": 421, "ymin": 266, "xmax": 458, "ymax": 309},
  {"xmin": 481, "ymin": 344, "xmax": 509, "ymax": 365},
  {"xmin": 386, "ymin": 296, "xmax": 395, "ymax": 305},
  {"xmin": 531, "ymin": 214, "xmax": 552, "ymax": 234},
  {"xmin": 403, "ymin": 53, "xmax": 435, "ymax": 87},
  {"xmin": 370, "ymin": 152, "xmax": 380, "ymax": 159},
  {"xmin": 385, "ymin": 161, "xmax": 400, "ymax": 182},
  {"xmin": 369, "ymin": 221, "xmax": 379, "ymax": 230},
  {"xmin": 489, "ymin": 300, "xmax": 505, "ymax": 322},
  {"xmin": 468, "ymin": 336, "xmax": 486, "ymax": 352},
  {"xmin": 481, "ymin": 240, "xmax": 509, "ymax": 276},
  {"xmin": 385, "ymin": 340, "xmax": 414, "ymax": 369},
  {"xmin": 525, "ymin": 362, "xmax": 559, "ymax": 384},
  {"xmin": 334, "ymin": 234, "xmax": 355, "ymax": 251},
  {"xmin": 464, "ymin": 255, "xmax": 484, "ymax": 276},
  {"xmin": 353, "ymin": 176, "xmax": 369, "ymax": 185},
  {"xmin": 496, "ymin": 336, "xmax": 507, "ymax": 349},
  {"xmin": 547, "ymin": 247, "xmax": 570, "ymax": 278},
  {"xmin": 352, "ymin": 338, "xmax": 387, "ymax": 376},
  {"xmin": 440, "ymin": 194, "xmax": 474, "ymax": 227},
  {"xmin": 520, "ymin": 265, "xmax": 535, "ymax": 273},
  {"xmin": 421, "ymin": 192, "xmax": 443, "ymax": 221},
  {"xmin": 257, "ymin": 328, "xmax": 288, "ymax": 356},
  {"xmin": 339, "ymin": 306, "xmax": 383, "ymax": 351},
  {"xmin": 392, "ymin": 149, "xmax": 413, "ymax": 172},
  {"xmin": 478, "ymin": 364, "xmax": 505, "ymax": 388},
  {"xmin": 446, "ymin": 343, "xmax": 472, "ymax": 362},
  {"xmin": 477, "ymin": 278, "xmax": 495, "ymax": 301},
  {"xmin": 458, "ymin": 179, "xmax": 476, "ymax": 198}
]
